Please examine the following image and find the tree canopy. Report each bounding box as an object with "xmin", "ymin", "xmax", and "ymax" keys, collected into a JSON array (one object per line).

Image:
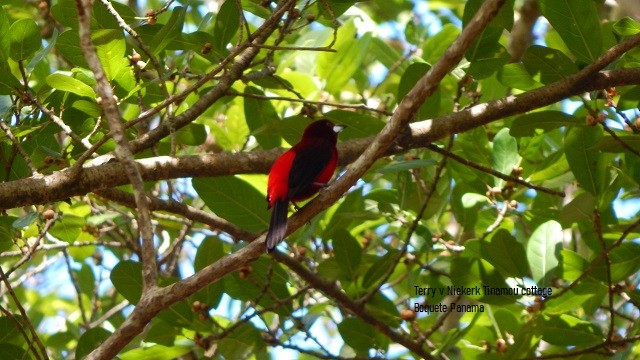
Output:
[{"xmin": 0, "ymin": 0, "xmax": 639, "ymax": 359}]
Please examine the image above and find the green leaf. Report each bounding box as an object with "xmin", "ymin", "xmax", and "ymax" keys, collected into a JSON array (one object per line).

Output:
[
  {"xmin": 510, "ymin": 111, "xmax": 581, "ymax": 137},
  {"xmin": 522, "ymin": 45, "xmax": 578, "ymax": 84},
  {"xmin": 338, "ymin": 317, "xmax": 385, "ymax": 353},
  {"xmin": 92, "ymin": 30, "xmax": 127, "ymax": 81},
  {"xmin": 110, "ymin": 260, "xmax": 143, "ymax": 304},
  {"xmin": 0, "ymin": 316, "xmax": 22, "ymax": 343},
  {"xmin": 560, "ymin": 249, "xmax": 590, "ymax": 282},
  {"xmin": 152, "ymin": 7, "xmax": 186, "ymax": 55},
  {"xmin": 192, "ymin": 237, "xmax": 225, "ymax": 307},
  {"xmin": 27, "ymin": 28, "xmax": 58, "ymax": 73},
  {"xmin": 484, "ymin": 229, "xmax": 529, "ymax": 278},
  {"xmin": 593, "ymin": 242, "xmax": 640, "ymax": 282},
  {"xmin": 0, "ymin": 6, "xmax": 10, "ymax": 64},
  {"xmin": 212, "ymin": 0, "xmax": 240, "ymax": 54},
  {"xmin": 564, "ymin": 126, "xmax": 603, "ymax": 196},
  {"xmin": 541, "ymin": 314, "xmax": 603, "ymax": 346},
  {"xmin": 613, "ymin": 17, "xmax": 640, "ymax": 36},
  {"xmin": 461, "ymin": 193, "xmax": 490, "ymax": 208},
  {"xmin": 144, "ymin": 320, "xmax": 177, "ymax": 347},
  {"xmin": 491, "ymin": 128, "xmax": 519, "ymax": 187},
  {"xmin": 370, "ymin": 37, "xmax": 407, "ymax": 73},
  {"xmin": 46, "ymin": 73, "xmax": 97, "ymax": 99},
  {"xmin": 192, "ymin": 176, "xmax": 269, "ymax": 232},
  {"xmin": 376, "ymin": 159, "xmax": 437, "ymax": 174},
  {"xmin": 466, "ymin": 33, "xmax": 510, "ymax": 79},
  {"xmin": 450, "ymin": 251, "xmax": 518, "ymax": 305},
  {"xmin": 544, "ymin": 283, "xmax": 600, "ymax": 315},
  {"xmin": 57, "ymin": 30, "xmax": 88, "ymax": 68},
  {"xmin": 323, "ymin": 110, "xmax": 385, "ymax": 140},
  {"xmin": 589, "ymin": 134, "xmax": 640, "ymax": 153},
  {"xmin": 0, "ymin": 344, "xmax": 29, "ymax": 360},
  {"xmin": 0, "ymin": 217, "xmax": 17, "ymax": 252},
  {"xmin": 119, "ymin": 344, "xmax": 192, "ymax": 360},
  {"xmin": 12, "ymin": 212, "xmax": 37, "ymax": 229},
  {"xmin": 559, "ymin": 192, "xmax": 595, "ymax": 226},
  {"xmin": 398, "ymin": 62, "xmax": 441, "ymax": 119},
  {"xmin": 9, "ymin": 18, "xmax": 42, "ymax": 61},
  {"xmin": 526, "ymin": 220, "xmax": 562, "ymax": 286},
  {"xmin": 422, "ymin": 24, "xmax": 461, "ymax": 65},
  {"xmin": 362, "ymin": 250, "xmax": 399, "ymax": 289},
  {"xmin": 332, "ymin": 229, "xmax": 362, "ymax": 280},
  {"xmin": 318, "ymin": 19, "xmax": 372, "ymax": 95},
  {"xmin": 365, "ymin": 292, "xmax": 400, "ymax": 328},
  {"xmin": 175, "ymin": 123, "xmax": 206, "ymax": 145},
  {"xmin": 76, "ymin": 327, "xmax": 112, "ymax": 360},
  {"xmin": 497, "ymin": 63, "xmax": 541, "ymax": 91},
  {"xmin": 243, "ymin": 86, "xmax": 281, "ymax": 149},
  {"xmin": 49, "ymin": 214, "xmax": 85, "ymax": 242},
  {"xmin": 218, "ymin": 323, "xmax": 262, "ymax": 359},
  {"xmin": 539, "ymin": 0, "xmax": 602, "ymax": 63}
]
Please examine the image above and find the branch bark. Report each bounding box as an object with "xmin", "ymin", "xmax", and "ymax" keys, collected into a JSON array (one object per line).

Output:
[{"xmin": 0, "ymin": 67, "xmax": 638, "ymax": 212}]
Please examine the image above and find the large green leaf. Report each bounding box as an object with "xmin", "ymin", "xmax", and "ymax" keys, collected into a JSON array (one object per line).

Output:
[
  {"xmin": 192, "ymin": 237, "xmax": 225, "ymax": 308},
  {"xmin": 0, "ymin": 216, "xmax": 17, "ymax": 252},
  {"xmin": 491, "ymin": 128, "xmax": 519, "ymax": 187},
  {"xmin": 397, "ymin": 62, "xmax": 441, "ymax": 119},
  {"xmin": 526, "ymin": 220, "xmax": 562, "ymax": 286},
  {"xmin": 541, "ymin": 314, "xmax": 603, "ymax": 346},
  {"xmin": 243, "ymin": 86, "xmax": 281, "ymax": 149},
  {"xmin": 192, "ymin": 176, "xmax": 269, "ymax": 232},
  {"xmin": 497, "ymin": 63, "xmax": 541, "ymax": 91},
  {"xmin": 110, "ymin": 260, "xmax": 143, "ymax": 304},
  {"xmin": 9, "ymin": 18, "xmax": 41, "ymax": 61},
  {"xmin": 510, "ymin": 111, "xmax": 581, "ymax": 137},
  {"xmin": 49, "ymin": 214, "xmax": 85, "ymax": 243},
  {"xmin": 46, "ymin": 73, "xmax": 96, "ymax": 99},
  {"xmin": 217, "ymin": 323, "xmax": 262, "ymax": 359},
  {"xmin": 483, "ymin": 229, "xmax": 529, "ymax": 278},
  {"xmin": 613, "ymin": 17, "xmax": 640, "ymax": 36},
  {"xmin": 76, "ymin": 327, "xmax": 112, "ymax": 360},
  {"xmin": 323, "ymin": 110, "xmax": 385, "ymax": 140},
  {"xmin": 0, "ymin": 6, "xmax": 10, "ymax": 64},
  {"xmin": 119, "ymin": 344, "xmax": 192, "ymax": 360},
  {"xmin": 362, "ymin": 250, "xmax": 399, "ymax": 289},
  {"xmin": 422, "ymin": 23, "xmax": 461, "ymax": 65},
  {"xmin": 332, "ymin": 229, "xmax": 362, "ymax": 280},
  {"xmin": 318, "ymin": 19, "xmax": 372, "ymax": 95},
  {"xmin": 151, "ymin": 7, "xmax": 186, "ymax": 55},
  {"xmin": 564, "ymin": 126, "xmax": 603, "ymax": 196},
  {"xmin": 92, "ymin": 29, "xmax": 127, "ymax": 81},
  {"xmin": 338, "ymin": 317, "xmax": 388, "ymax": 353},
  {"xmin": 0, "ymin": 343, "xmax": 30, "ymax": 360},
  {"xmin": 538, "ymin": 0, "xmax": 602, "ymax": 63},
  {"xmin": 212, "ymin": 0, "xmax": 239, "ymax": 55},
  {"xmin": 522, "ymin": 45, "xmax": 578, "ymax": 84},
  {"xmin": 450, "ymin": 253, "xmax": 518, "ymax": 305}
]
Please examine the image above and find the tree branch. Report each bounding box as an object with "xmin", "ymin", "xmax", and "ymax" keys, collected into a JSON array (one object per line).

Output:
[{"xmin": 76, "ymin": 0, "xmax": 157, "ymax": 291}]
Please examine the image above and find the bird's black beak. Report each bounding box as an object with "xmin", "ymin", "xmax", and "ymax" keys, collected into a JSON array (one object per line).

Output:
[{"xmin": 333, "ymin": 124, "xmax": 346, "ymax": 133}]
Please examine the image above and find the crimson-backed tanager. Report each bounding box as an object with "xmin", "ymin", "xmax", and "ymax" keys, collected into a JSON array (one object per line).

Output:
[{"xmin": 265, "ymin": 119, "xmax": 344, "ymax": 252}]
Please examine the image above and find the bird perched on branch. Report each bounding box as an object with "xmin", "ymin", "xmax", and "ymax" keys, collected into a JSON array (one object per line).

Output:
[{"xmin": 265, "ymin": 119, "xmax": 345, "ymax": 252}]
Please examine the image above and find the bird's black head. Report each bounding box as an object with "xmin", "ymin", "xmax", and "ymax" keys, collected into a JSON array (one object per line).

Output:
[{"xmin": 302, "ymin": 119, "xmax": 345, "ymax": 144}]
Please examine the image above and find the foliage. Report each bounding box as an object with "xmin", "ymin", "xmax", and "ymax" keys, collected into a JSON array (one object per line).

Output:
[{"xmin": 0, "ymin": 0, "xmax": 638, "ymax": 359}]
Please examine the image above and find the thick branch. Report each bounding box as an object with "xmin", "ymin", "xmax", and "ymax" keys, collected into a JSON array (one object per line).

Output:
[{"xmin": 0, "ymin": 68, "xmax": 638, "ymax": 212}]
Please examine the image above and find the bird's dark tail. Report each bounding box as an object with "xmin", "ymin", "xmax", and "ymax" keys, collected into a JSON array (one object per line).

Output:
[{"xmin": 266, "ymin": 198, "xmax": 289, "ymax": 252}]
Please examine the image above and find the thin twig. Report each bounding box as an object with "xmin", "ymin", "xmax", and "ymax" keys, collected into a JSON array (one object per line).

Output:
[
  {"xmin": 426, "ymin": 143, "xmax": 565, "ymax": 197},
  {"xmin": 0, "ymin": 265, "xmax": 48, "ymax": 359}
]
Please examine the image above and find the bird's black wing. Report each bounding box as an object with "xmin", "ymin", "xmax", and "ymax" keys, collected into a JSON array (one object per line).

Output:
[{"xmin": 287, "ymin": 138, "xmax": 333, "ymax": 199}]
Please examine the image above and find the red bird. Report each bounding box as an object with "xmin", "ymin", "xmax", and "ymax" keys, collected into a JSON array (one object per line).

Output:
[{"xmin": 266, "ymin": 119, "xmax": 344, "ymax": 252}]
